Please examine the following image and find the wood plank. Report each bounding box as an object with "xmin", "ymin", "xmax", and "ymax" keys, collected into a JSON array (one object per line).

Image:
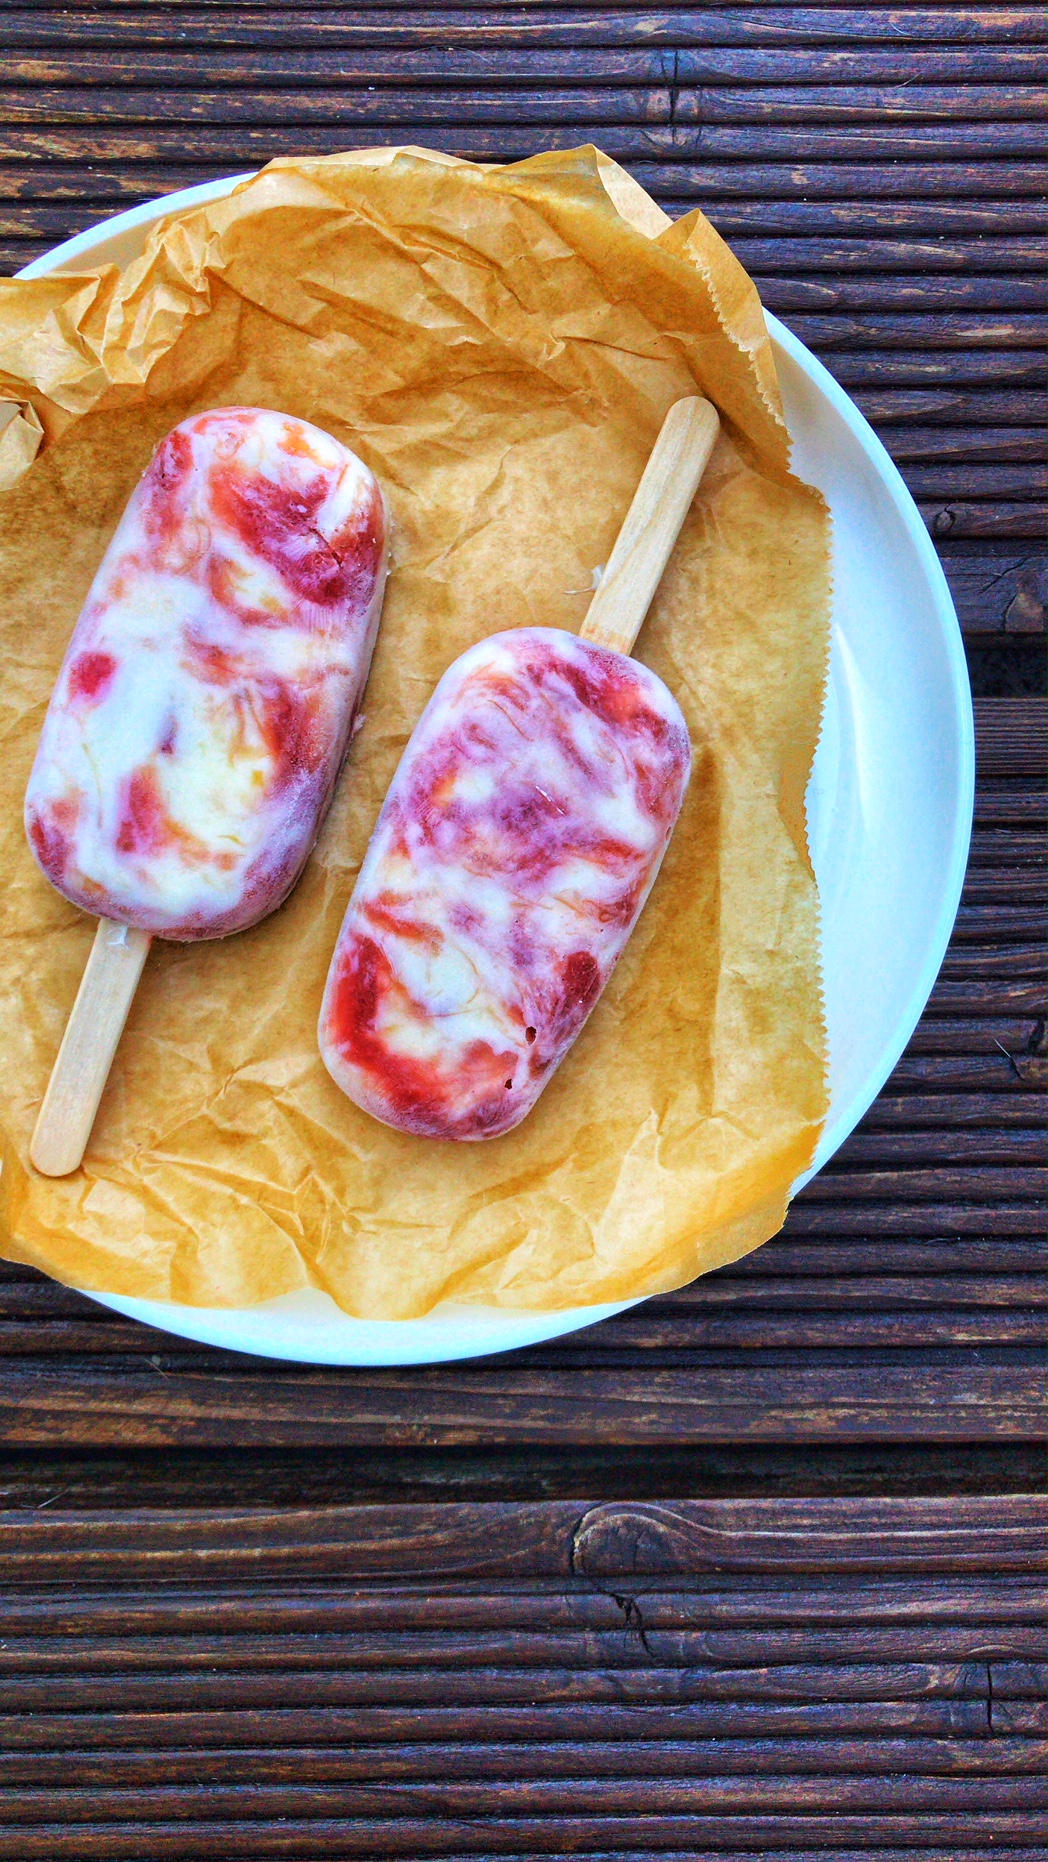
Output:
[
  {"xmin": 0, "ymin": 1735, "xmax": 1041, "ymax": 1788},
  {"xmin": 0, "ymin": 1658, "xmax": 1012, "ymax": 1711},
  {"xmin": 713, "ymin": 200, "xmax": 1048, "ymax": 235},
  {"xmin": 3, "ymin": 1575, "xmax": 1042, "ymax": 1633},
  {"xmin": 0, "ymin": 1500, "xmax": 579, "ymax": 1579},
  {"xmin": 937, "ymin": 550, "xmax": 1046, "ymax": 635},
  {"xmin": 893, "ymin": 468, "xmax": 1046, "ymax": 502},
  {"xmin": 769, "ymin": 279, "xmax": 1048, "ymax": 310},
  {"xmin": 2, "ymin": 119, "xmax": 1045, "ymax": 165},
  {"xmin": 0, "ymin": 83, "xmax": 677, "ymax": 126},
  {"xmin": 593, "ymin": 1310, "xmax": 1044, "ymax": 1348},
  {"xmin": 0, "ymin": 1847, "xmax": 1039, "ymax": 1862},
  {"xmin": 642, "ymin": 167, "xmax": 1048, "ymax": 203},
  {"xmin": 2, "ymin": 1638, "xmax": 1048, "ymax": 1683},
  {"xmin": 675, "ymin": 83, "xmax": 1048, "ymax": 122},
  {"xmin": 837, "ymin": 1126, "xmax": 1045, "ymax": 1162},
  {"xmin": 0, "ymin": 1774, "xmax": 1040, "ymax": 1819},
  {"xmin": 657, "ymin": 1269, "xmax": 1045, "ymax": 1309},
  {"xmin": 881, "ymin": 1051, "xmax": 1043, "ymax": 1090},
  {"xmin": 730, "ymin": 239, "xmax": 1047, "ymax": 274},
  {"xmin": 1, "ymin": 82, "xmax": 1042, "ymax": 130},
  {"xmin": 8, "ymin": 45, "xmax": 631, "ymax": 83},
  {"xmin": 0, "ymin": 1696, "xmax": 1025, "ymax": 1748},
  {"xmin": 572, "ymin": 1496, "xmax": 1046, "ymax": 1574},
  {"xmin": 881, "ymin": 432, "xmax": 1046, "ymax": 464},
  {"xmin": 2, "ymin": 1726, "xmax": 1042, "ymax": 1782},
  {"xmin": 967, "ymin": 830, "xmax": 1048, "ymax": 856},
  {"xmin": 0, "ymin": 125, "xmax": 665, "ymax": 170},
  {"xmin": 0, "ymin": 1357, "xmax": 1036, "ymax": 1443},
  {"xmin": 970, "ymin": 788, "xmax": 1046, "ymax": 826},
  {"xmin": 765, "ymin": 344, "xmax": 1045, "ymax": 379},
  {"xmin": 6, "ymin": 45, "xmax": 1045, "ymax": 83},
  {"xmin": 783, "ymin": 1195, "xmax": 1044, "ymax": 1229},
  {"xmin": 954, "ymin": 876, "xmax": 1045, "ymax": 908},
  {"xmin": 861, "ymin": 1093, "xmax": 1046, "ymax": 1127},
  {"xmin": 799, "ymin": 1162, "xmax": 1045, "ymax": 1197},
  {"xmin": 3, "ymin": 8, "xmax": 1046, "ymax": 51},
  {"xmin": 897, "ymin": 1016, "xmax": 1042, "ymax": 1050},
  {"xmin": 975, "ymin": 697, "xmax": 1048, "ymax": 772},
  {"xmin": 0, "ymin": 1810, "xmax": 1042, "ymax": 1858},
  {"xmin": 922, "ymin": 503, "xmax": 1046, "ymax": 538}
]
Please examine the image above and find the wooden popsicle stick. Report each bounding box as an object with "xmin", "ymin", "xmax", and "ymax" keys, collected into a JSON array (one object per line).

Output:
[
  {"xmin": 580, "ymin": 395, "xmax": 720, "ymax": 657},
  {"xmin": 30, "ymin": 919, "xmax": 152, "ymax": 1178}
]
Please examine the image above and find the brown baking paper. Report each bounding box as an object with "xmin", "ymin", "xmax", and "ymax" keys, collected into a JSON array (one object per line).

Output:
[{"xmin": 0, "ymin": 146, "xmax": 829, "ymax": 1318}]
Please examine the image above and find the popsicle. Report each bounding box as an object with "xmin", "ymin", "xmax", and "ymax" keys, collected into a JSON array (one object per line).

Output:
[
  {"xmin": 27, "ymin": 406, "xmax": 388, "ymax": 1175},
  {"xmin": 319, "ymin": 395, "xmax": 718, "ymax": 1140}
]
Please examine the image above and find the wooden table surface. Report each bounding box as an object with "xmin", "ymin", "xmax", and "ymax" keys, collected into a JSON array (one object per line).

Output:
[{"xmin": 0, "ymin": 4, "xmax": 1044, "ymax": 1857}]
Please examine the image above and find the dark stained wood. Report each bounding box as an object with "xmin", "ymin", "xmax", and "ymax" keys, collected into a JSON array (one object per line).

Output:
[
  {"xmin": 0, "ymin": 1733, "xmax": 1040, "ymax": 1781},
  {"xmin": 1, "ymin": 119, "xmax": 1045, "ymax": 165},
  {"xmin": 975, "ymin": 697, "xmax": 1048, "ymax": 772},
  {"xmin": 0, "ymin": 1816, "xmax": 1042, "ymax": 1859},
  {"xmin": 1, "ymin": 45, "xmax": 644, "ymax": 84},
  {"xmin": 733, "ymin": 238, "xmax": 1046, "ymax": 273},
  {"xmin": 2, "ymin": 9, "xmax": 1046, "ymax": 51},
  {"xmin": 0, "ymin": 1494, "xmax": 1035, "ymax": 1579},
  {"xmin": 0, "ymin": 82, "xmax": 679, "ymax": 127},
  {"xmin": 0, "ymin": 1775, "xmax": 1040, "ymax": 1818},
  {"xmin": 792, "ymin": 314, "xmax": 1048, "ymax": 350},
  {"xmin": 922, "ymin": 503, "xmax": 1047, "ymax": 538},
  {"xmin": 3, "ymin": 1574, "xmax": 1043, "ymax": 1633},
  {"xmin": 0, "ymin": 1499, "xmax": 579, "ymax": 1580},
  {"xmin": 771, "ymin": 279, "xmax": 1047, "ymax": 309},
  {"xmin": 5, "ymin": 45, "xmax": 1044, "ymax": 83},
  {"xmin": 0, "ymin": 14, "xmax": 1042, "ymax": 1856},
  {"xmin": 573, "ymin": 1495, "xmax": 1046, "ymax": 1573},
  {"xmin": 646, "ymin": 169, "xmax": 1047, "ymax": 203},
  {"xmin": 0, "ymin": 1697, "xmax": 1028, "ymax": 1746},
  {"xmin": 0, "ymin": 1660, "xmax": 1028, "ymax": 1711},
  {"xmin": 938, "ymin": 549, "xmax": 1046, "ymax": 636},
  {"xmin": 0, "ymin": 1357, "xmax": 1036, "ymax": 1444},
  {"xmin": 674, "ymin": 79, "xmax": 1046, "ymax": 120}
]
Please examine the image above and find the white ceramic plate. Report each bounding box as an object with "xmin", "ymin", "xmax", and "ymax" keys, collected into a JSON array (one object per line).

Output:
[{"xmin": 17, "ymin": 176, "xmax": 975, "ymax": 1365}]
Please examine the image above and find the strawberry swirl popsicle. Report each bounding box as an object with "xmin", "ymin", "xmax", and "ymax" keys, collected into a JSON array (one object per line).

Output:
[
  {"xmin": 319, "ymin": 628, "xmax": 691, "ymax": 1140},
  {"xmin": 25, "ymin": 407, "xmax": 387, "ymax": 940}
]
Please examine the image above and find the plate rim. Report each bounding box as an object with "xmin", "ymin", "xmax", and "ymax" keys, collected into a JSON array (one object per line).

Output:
[
  {"xmin": 767, "ymin": 311, "xmax": 975, "ymax": 1183},
  {"xmin": 13, "ymin": 173, "xmax": 974, "ymax": 1366}
]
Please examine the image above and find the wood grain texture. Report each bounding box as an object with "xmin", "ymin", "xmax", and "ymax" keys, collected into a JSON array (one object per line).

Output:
[
  {"xmin": 2, "ymin": 10, "xmax": 1045, "ymax": 50},
  {"xmin": 0, "ymin": 1496, "xmax": 1037, "ymax": 1853},
  {"xmin": 0, "ymin": 14, "xmax": 1043, "ymax": 1854}
]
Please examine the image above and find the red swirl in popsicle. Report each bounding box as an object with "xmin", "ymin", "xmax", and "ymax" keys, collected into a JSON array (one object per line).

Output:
[
  {"xmin": 26, "ymin": 405, "xmax": 389, "ymax": 1178},
  {"xmin": 26, "ymin": 407, "xmax": 387, "ymax": 940},
  {"xmin": 319, "ymin": 628, "xmax": 691, "ymax": 1140}
]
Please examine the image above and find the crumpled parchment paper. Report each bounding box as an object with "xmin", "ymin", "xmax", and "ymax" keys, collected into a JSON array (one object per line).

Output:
[{"xmin": 0, "ymin": 145, "xmax": 829, "ymax": 1318}]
